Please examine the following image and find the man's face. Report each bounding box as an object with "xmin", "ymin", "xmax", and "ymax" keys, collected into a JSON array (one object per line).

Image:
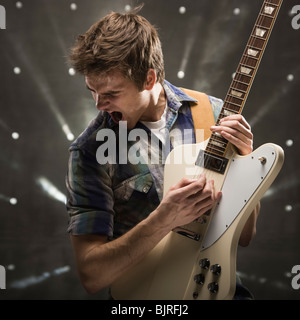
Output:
[{"xmin": 85, "ymin": 70, "xmax": 150, "ymax": 129}]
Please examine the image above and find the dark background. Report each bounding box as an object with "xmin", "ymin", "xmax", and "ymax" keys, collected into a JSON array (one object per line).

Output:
[{"xmin": 0, "ymin": 0, "xmax": 299, "ymax": 300}]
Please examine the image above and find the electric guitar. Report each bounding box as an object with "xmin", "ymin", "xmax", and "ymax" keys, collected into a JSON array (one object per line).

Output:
[{"xmin": 111, "ymin": 0, "xmax": 284, "ymax": 300}]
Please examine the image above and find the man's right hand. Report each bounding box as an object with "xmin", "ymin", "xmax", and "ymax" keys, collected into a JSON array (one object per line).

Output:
[{"xmin": 153, "ymin": 173, "xmax": 222, "ymax": 231}]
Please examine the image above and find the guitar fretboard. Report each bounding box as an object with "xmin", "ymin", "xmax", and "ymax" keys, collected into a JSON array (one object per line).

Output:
[{"xmin": 206, "ymin": 0, "xmax": 283, "ymax": 158}]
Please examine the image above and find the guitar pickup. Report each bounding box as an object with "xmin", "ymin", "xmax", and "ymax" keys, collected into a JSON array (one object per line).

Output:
[
  {"xmin": 173, "ymin": 227, "xmax": 201, "ymax": 242},
  {"xmin": 195, "ymin": 150, "xmax": 229, "ymax": 174}
]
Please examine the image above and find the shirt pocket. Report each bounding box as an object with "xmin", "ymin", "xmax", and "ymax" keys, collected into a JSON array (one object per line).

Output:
[{"xmin": 113, "ymin": 172, "xmax": 153, "ymax": 201}]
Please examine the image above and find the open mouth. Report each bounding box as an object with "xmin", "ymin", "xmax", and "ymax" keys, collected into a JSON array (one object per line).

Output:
[{"xmin": 109, "ymin": 111, "xmax": 123, "ymax": 124}]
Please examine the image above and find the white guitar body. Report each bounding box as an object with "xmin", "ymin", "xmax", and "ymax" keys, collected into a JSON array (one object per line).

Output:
[{"xmin": 111, "ymin": 140, "xmax": 284, "ymax": 300}]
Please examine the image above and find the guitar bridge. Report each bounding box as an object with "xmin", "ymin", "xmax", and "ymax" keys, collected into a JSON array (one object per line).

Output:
[
  {"xmin": 195, "ymin": 150, "xmax": 229, "ymax": 174},
  {"xmin": 173, "ymin": 227, "xmax": 201, "ymax": 241}
]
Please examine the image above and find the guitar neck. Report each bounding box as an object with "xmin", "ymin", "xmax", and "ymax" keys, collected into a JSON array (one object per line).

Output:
[{"xmin": 206, "ymin": 0, "xmax": 283, "ymax": 158}]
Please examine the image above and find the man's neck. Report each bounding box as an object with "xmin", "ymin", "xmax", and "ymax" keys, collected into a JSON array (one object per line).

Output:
[{"xmin": 144, "ymin": 82, "xmax": 166, "ymax": 122}]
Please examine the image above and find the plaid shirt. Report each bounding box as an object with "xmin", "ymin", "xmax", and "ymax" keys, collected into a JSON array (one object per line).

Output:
[{"xmin": 65, "ymin": 81, "xmax": 223, "ymax": 239}]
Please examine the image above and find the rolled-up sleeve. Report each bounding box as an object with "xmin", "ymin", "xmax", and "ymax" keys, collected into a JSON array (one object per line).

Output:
[{"xmin": 65, "ymin": 148, "xmax": 114, "ymax": 237}]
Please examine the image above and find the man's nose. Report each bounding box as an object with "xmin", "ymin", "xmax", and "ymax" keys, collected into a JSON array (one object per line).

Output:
[{"xmin": 95, "ymin": 95, "xmax": 109, "ymax": 110}]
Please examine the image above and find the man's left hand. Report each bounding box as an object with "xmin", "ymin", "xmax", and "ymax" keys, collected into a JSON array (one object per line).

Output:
[{"xmin": 210, "ymin": 114, "xmax": 253, "ymax": 156}]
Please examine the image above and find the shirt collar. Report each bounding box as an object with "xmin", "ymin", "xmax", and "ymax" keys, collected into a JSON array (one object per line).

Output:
[{"xmin": 163, "ymin": 80, "xmax": 197, "ymax": 113}]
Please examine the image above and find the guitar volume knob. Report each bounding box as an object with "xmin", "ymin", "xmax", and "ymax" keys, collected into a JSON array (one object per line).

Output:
[
  {"xmin": 194, "ymin": 273, "xmax": 205, "ymax": 285},
  {"xmin": 199, "ymin": 258, "xmax": 210, "ymax": 269},
  {"xmin": 208, "ymin": 282, "xmax": 219, "ymax": 294},
  {"xmin": 210, "ymin": 264, "xmax": 221, "ymax": 275}
]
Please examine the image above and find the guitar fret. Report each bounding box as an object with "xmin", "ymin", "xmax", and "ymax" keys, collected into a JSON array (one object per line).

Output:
[
  {"xmin": 233, "ymin": 78, "xmax": 249, "ymax": 85},
  {"xmin": 210, "ymin": 137, "xmax": 229, "ymax": 150},
  {"xmin": 244, "ymin": 53, "xmax": 259, "ymax": 60},
  {"xmin": 232, "ymin": 79, "xmax": 249, "ymax": 91},
  {"xmin": 208, "ymin": 141, "xmax": 226, "ymax": 151},
  {"xmin": 223, "ymin": 104, "xmax": 239, "ymax": 112},
  {"xmin": 241, "ymin": 56, "xmax": 257, "ymax": 67},
  {"xmin": 240, "ymin": 57, "xmax": 254, "ymax": 66},
  {"xmin": 231, "ymin": 86, "xmax": 246, "ymax": 94},
  {"xmin": 265, "ymin": 0, "xmax": 280, "ymax": 6},
  {"xmin": 206, "ymin": 146, "xmax": 225, "ymax": 157},
  {"xmin": 220, "ymin": 110, "xmax": 236, "ymax": 117},
  {"xmin": 225, "ymin": 105, "xmax": 241, "ymax": 114},
  {"xmin": 209, "ymin": 141, "xmax": 226, "ymax": 150},
  {"xmin": 260, "ymin": 12, "xmax": 273, "ymax": 18},
  {"xmin": 211, "ymin": 133, "xmax": 228, "ymax": 143},
  {"xmin": 247, "ymin": 44, "xmax": 262, "ymax": 52},
  {"xmin": 209, "ymin": 141, "xmax": 225, "ymax": 150},
  {"xmin": 250, "ymin": 34, "xmax": 266, "ymax": 41},
  {"xmin": 234, "ymin": 72, "xmax": 252, "ymax": 82},
  {"xmin": 249, "ymin": 35, "xmax": 265, "ymax": 49},
  {"xmin": 255, "ymin": 24, "xmax": 270, "ymax": 30},
  {"xmin": 228, "ymin": 93, "xmax": 244, "ymax": 101},
  {"xmin": 240, "ymin": 62, "xmax": 255, "ymax": 70},
  {"xmin": 221, "ymin": 109, "xmax": 237, "ymax": 118},
  {"xmin": 224, "ymin": 100, "xmax": 242, "ymax": 109},
  {"xmin": 210, "ymin": 134, "xmax": 226, "ymax": 142},
  {"xmin": 256, "ymin": 16, "xmax": 274, "ymax": 29},
  {"xmin": 208, "ymin": 138, "xmax": 225, "ymax": 148}
]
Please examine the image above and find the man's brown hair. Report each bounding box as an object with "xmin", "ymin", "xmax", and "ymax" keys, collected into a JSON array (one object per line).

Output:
[{"xmin": 69, "ymin": 7, "xmax": 165, "ymax": 90}]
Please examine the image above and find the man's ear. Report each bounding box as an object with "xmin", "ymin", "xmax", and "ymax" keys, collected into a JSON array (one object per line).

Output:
[{"xmin": 144, "ymin": 69, "xmax": 156, "ymax": 90}]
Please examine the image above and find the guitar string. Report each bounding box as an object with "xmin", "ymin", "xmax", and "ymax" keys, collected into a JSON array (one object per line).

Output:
[
  {"xmin": 178, "ymin": 1, "xmax": 279, "ymax": 231},
  {"xmin": 187, "ymin": 2, "xmax": 279, "ymax": 230},
  {"xmin": 171, "ymin": 1, "xmax": 281, "ymax": 246},
  {"xmin": 191, "ymin": 5, "xmax": 262, "ymax": 181},
  {"xmin": 191, "ymin": 0, "xmax": 277, "ymax": 186}
]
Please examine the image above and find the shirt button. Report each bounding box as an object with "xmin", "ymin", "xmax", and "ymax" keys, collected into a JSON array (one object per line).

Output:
[{"xmin": 142, "ymin": 186, "xmax": 149, "ymax": 193}]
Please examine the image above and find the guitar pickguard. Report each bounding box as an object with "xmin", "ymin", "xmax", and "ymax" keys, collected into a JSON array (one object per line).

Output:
[{"xmin": 202, "ymin": 144, "xmax": 279, "ymax": 250}]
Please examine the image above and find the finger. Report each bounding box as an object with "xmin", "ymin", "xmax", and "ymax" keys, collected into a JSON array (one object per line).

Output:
[
  {"xmin": 199, "ymin": 180, "xmax": 221, "ymax": 203},
  {"xmin": 220, "ymin": 130, "xmax": 252, "ymax": 155},
  {"xmin": 212, "ymin": 121, "xmax": 253, "ymax": 140},
  {"xmin": 194, "ymin": 198, "xmax": 217, "ymax": 218},
  {"xmin": 196, "ymin": 189, "xmax": 222, "ymax": 213},
  {"xmin": 186, "ymin": 178, "xmax": 214, "ymax": 201},
  {"xmin": 219, "ymin": 128, "xmax": 252, "ymax": 146},
  {"xmin": 211, "ymin": 121, "xmax": 253, "ymax": 154},
  {"xmin": 194, "ymin": 191, "xmax": 222, "ymax": 221},
  {"xmin": 220, "ymin": 114, "xmax": 251, "ymax": 130},
  {"xmin": 170, "ymin": 174, "xmax": 207, "ymax": 198},
  {"xmin": 219, "ymin": 126, "xmax": 252, "ymax": 145},
  {"xmin": 188, "ymin": 180, "xmax": 219, "ymax": 210}
]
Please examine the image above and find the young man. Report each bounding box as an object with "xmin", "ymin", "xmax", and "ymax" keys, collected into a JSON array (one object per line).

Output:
[{"xmin": 66, "ymin": 8, "xmax": 260, "ymax": 298}]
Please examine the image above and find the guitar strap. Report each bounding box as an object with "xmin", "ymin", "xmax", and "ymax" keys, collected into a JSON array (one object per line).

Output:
[{"xmin": 180, "ymin": 88, "xmax": 215, "ymax": 143}]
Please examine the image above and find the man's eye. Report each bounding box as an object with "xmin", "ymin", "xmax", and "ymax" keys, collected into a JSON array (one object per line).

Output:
[{"xmin": 106, "ymin": 93, "xmax": 119, "ymax": 98}]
